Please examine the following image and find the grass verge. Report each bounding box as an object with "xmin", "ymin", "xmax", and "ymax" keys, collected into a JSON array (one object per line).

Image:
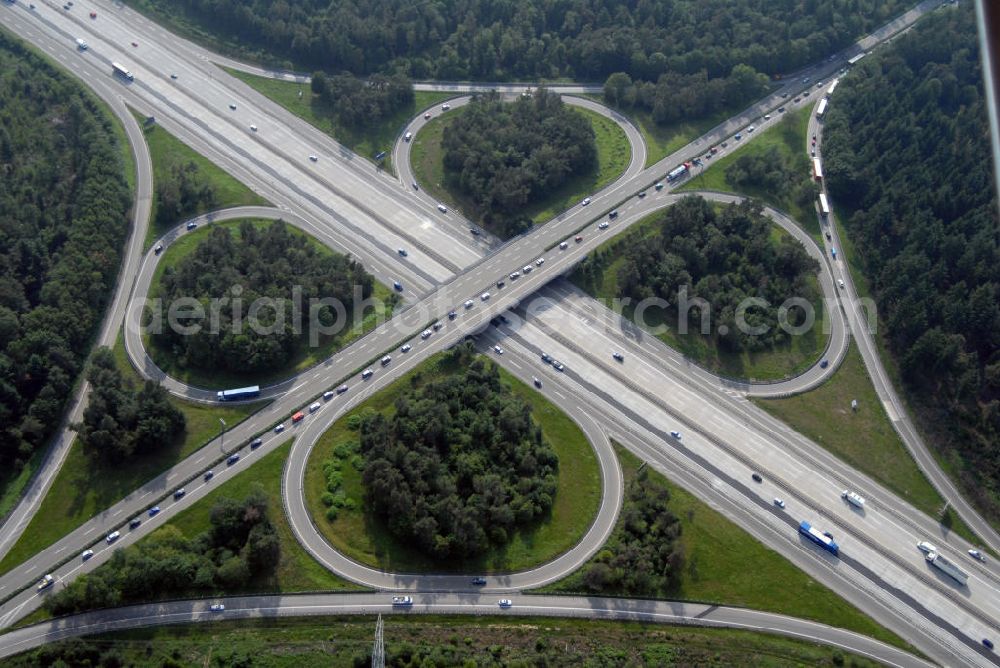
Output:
[
  {"xmin": 139, "ymin": 113, "xmax": 268, "ymax": 248},
  {"xmin": 409, "ymin": 102, "xmax": 631, "ymax": 233},
  {"xmin": 539, "ymin": 443, "xmax": 912, "ymax": 653},
  {"xmin": 143, "ymin": 218, "xmax": 397, "ymax": 390},
  {"xmin": 8, "ymin": 614, "xmax": 884, "ymax": 667},
  {"xmin": 0, "ymin": 334, "xmax": 267, "ymax": 576},
  {"xmin": 678, "ymin": 106, "xmax": 820, "ymax": 240},
  {"xmin": 572, "ymin": 208, "xmax": 827, "ymax": 381},
  {"xmin": 225, "ymin": 69, "xmax": 454, "ymax": 175},
  {"xmin": 304, "ymin": 352, "xmax": 602, "ymax": 573},
  {"xmin": 753, "ymin": 343, "xmax": 979, "ymax": 544}
]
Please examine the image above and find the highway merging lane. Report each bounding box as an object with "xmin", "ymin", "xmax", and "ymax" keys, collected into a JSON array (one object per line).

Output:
[{"xmin": 1, "ymin": 1, "xmax": 1000, "ymax": 664}]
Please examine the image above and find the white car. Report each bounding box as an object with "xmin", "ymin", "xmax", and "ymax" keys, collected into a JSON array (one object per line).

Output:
[
  {"xmin": 493, "ymin": 345, "xmax": 504, "ymax": 355},
  {"xmin": 837, "ymin": 279, "xmax": 845, "ymax": 289},
  {"xmin": 498, "ymin": 599, "xmax": 512, "ymax": 608},
  {"xmin": 559, "ymin": 242, "xmax": 568, "ymax": 250},
  {"xmin": 522, "ymin": 265, "xmax": 533, "ymax": 274},
  {"xmin": 598, "ymin": 221, "xmax": 609, "ymax": 229},
  {"xmin": 441, "ymin": 103, "xmax": 451, "ymax": 111},
  {"xmin": 106, "ymin": 531, "xmax": 120, "ymax": 544},
  {"xmin": 249, "ymin": 124, "xmax": 257, "ymax": 132},
  {"xmin": 509, "ymin": 271, "xmax": 520, "ymax": 280},
  {"xmin": 969, "ymin": 549, "xmax": 986, "ymax": 561},
  {"xmin": 773, "ymin": 498, "xmax": 786, "ymax": 508},
  {"xmin": 535, "ymin": 257, "xmax": 544, "ymax": 266},
  {"xmin": 481, "ymin": 292, "xmax": 490, "ymax": 301},
  {"xmin": 81, "ymin": 549, "xmax": 94, "ymax": 561},
  {"xmin": 274, "ymin": 423, "xmax": 285, "ymax": 433},
  {"xmin": 308, "ymin": 402, "xmax": 321, "ymax": 413},
  {"xmin": 361, "ymin": 369, "xmax": 374, "ymax": 379},
  {"xmin": 917, "ymin": 541, "xmax": 938, "ymax": 554},
  {"xmin": 581, "ymin": 197, "xmax": 591, "ymax": 206},
  {"xmin": 437, "ymin": 203, "xmax": 448, "ymax": 213},
  {"xmin": 464, "ymin": 300, "xmax": 474, "ymax": 309},
  {"xmin": 210, "ymin": 603, "xmax": 225, "ymax": 612},
  {"xmin": 392, "ymin": 595, "xmax": 413, "ymax": 606},
  {"xmin": 308, "ymin": 155, "xmax": 318, "ymax": 162},
  {"xmin": 401, "ymin": 344, "xmax": 412, "ymax": 353},
  {"xmin": 404, "ymin": 131, "xmax": 412, "ymax": 141},
  {"xmin": 421, "ymin": 329, "xmax": 432, "ymax": 340}
]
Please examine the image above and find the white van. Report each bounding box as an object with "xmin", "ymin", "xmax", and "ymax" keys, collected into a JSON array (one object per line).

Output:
[
  {"xmin": 76, "ymin": 38, "xmax": 88, "ymax": 50},
  {"xmin": 404, "ymin": 131, "xmax": 412, "ymax": 142}
]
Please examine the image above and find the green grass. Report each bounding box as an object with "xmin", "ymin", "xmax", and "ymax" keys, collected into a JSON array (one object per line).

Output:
[
  {"xmin": 304, "ymin": 352, "xmax": 602, "ymax": 573},
  {"xmin": 226, "ymin": 69, "xmax": 454, "ymax": 176},
  {"xmin": 409, "ymin": 102, "xmax": 631, "ymax": 234},
  {"xmin": 139, "ymin": 114, "xmax": 268, "ymax": 248},
  {"xmin": 11, "ymin": 614, "xmax": 885, "ymax": 667},
  {"xmin": 573, "ymin": 209, "xmax": 827, "ymax": 381},
  {"xmin": 0, "ymin": 334, "xmax": 267, "ymax": 577},
  {"xmin": 753, "ymin": 343, "xmax": 979, "ymax": 544},
  {"xmin": 143, "ymin": 218, "xmax": 397, "ymax": 390},
  {"xmin": 153, "ymin": 440, "xmax": 356, "ymax": 593},
  {"xmin": 540, "ymin": 443, "xmax": 912, "ymax": 653},
  {"xmin": 678, "ymin": 106, "xmax": 821, "ymax": 240}
]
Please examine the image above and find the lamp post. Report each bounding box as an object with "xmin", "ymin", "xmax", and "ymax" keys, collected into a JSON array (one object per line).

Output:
[{"xmin": 219, "ymin": 418, "xmax": 227, "ymax": 453}]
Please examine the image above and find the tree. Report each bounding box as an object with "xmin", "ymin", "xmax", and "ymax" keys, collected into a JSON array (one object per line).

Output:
[{"xmin": 603, "ymin": 72, "xmax": 632, "ymax": 106}]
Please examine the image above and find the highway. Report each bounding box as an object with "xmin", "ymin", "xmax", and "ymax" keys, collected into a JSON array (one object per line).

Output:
[
  {"xmin": 0, "ymin": 592, "xmax": 932, "ymax": 668},
  {"xmin": 1, "ymin": 0, "xmax": 998, "ymax": 665}
]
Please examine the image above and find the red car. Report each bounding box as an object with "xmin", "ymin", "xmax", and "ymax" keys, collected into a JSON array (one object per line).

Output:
[{"xmin": 89, "ymin": 10, "xmax": 96, "ymax": 18}]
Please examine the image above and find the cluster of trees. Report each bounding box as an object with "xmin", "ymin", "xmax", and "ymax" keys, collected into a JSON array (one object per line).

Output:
[
  {"xmin": 0, "ymin": 35, "xmax": 131, "ymax": 489},
  {"xmin": 153, "ymin": 220, "xmax": 374, "ymax": 374},
  {"xmin": 310, "ymin": 72, "xmax": 414, "ymax": 129},
  {"xmin": 578, "ymin": 196, "xmax": 820, "ymax": 353},
  {"xmin": 154, "ymin": 158, "xmax": 218, "ymax": 229},
  {"xmin": 441, "ymin": 90, "xmax": 596, "ymax": 237},
  {"xmin": 74, "ymin": 348, "xmax": 185, "ymax": 461},
  {"xmin": 5, "ymin": 639, "xmax": 128, "ymax": 668},
  {"xmin": 360, "ymin": 354, "xmax": 558, "ymax": 559},
  {"xmin": 823, "ymin": 5, "xmax": 1000, "ymax": 516},
  {"xmin": 582, "ymin": 466, "xmax": 683, "ymax": 596},
  {"xmin": 319, "ymin": 436, "xmax": 363, "ymax": 521},
  {"xmin": 46, "ymin": 488, "xmax": 280, "ymax": 616},
  {"xmin": 603, "ymin": 64, "xmax": 770, "ymax": 125},
  {"xmin": 144, "ymin": 0, "xmax": 909, "ymax": 84},
  {"xmin": 725, "ymin": 141, "xmax": 817, "ymax": 213}
]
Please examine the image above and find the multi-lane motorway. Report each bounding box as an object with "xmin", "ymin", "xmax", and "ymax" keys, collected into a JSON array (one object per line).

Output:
[{"xmin": 1, "ymin": 0, "xmax": 998, "ymax": 665}]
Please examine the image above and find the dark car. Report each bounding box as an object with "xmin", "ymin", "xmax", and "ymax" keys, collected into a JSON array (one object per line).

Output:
[
  {"xmin": 393, "ymin": 281, "xmax": 403, "ymax": 292},
  {"xmin": 250, "ymin": 438, "xmax": 263, "ymax": 450},
  {"xmin": 496, "ymin": 280, "xmax": 505, "ymax": 289},
  {"xmin": 204, "ymin": 470, "xmax": 214, "ymax": 481},
  {"xmin": 984, "ymin": 638, "xmax": 994, "ymax": 650},
  {"xmin": 752, "ymin": 473, "xmax": 763, "ymax": 483},
  {"xmin": 820, "ymin": 359, "xmax": 829, "ymax": 368},
  {"xmin": 129, "ymin": 518, "xmax": 141, "ymax": 530},
  {"xmin": 448, "ymin": 311, "xmax": 457, "ymax": 320},
  {"xmin": 471, "ymin": 577, "xmax": 487, "ymax": 586},
  {"xmin": 227, "ymin": 454, "xmax": 240, "ymax": 465}
]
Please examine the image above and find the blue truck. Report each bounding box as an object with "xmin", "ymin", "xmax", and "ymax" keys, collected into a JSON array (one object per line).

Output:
[
  {"xmin": 799, "ymin": 520, "xmax": 839, "ymax": 555},
  {"xmin": 216, "ymin": 385, "xmax": 260, "ymax": 401}
]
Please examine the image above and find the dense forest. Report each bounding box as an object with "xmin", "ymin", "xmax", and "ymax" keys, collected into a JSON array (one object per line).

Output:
[
  {"xmin": 725, "ymin": 139, "xmax": 818, "ymax": 212},
  {"xmin": 0, "ymin": 35, "xmax": 131, "ymax": 491},
  {"xmin": 153, "ymin": 220, "xmax": 374, "ymax": 374},
  {"xmin": 582, "ymin": 466, "xmax": 683, "ymax": 596},
  {"xmin": 139, "ymin": 0, "xmax": 909, "ymax": 85},
  {"xmin": 823, "ymin": 5, "xmax": 1000, "ymax": 516},
  {"xmin": 361, "ymin": 355, "xmax": 558, "ymax": 559},
  {"xmin": 310, "ymin": 72, "xmax": 414, "ymax": 129},
  {"xmin": 576, "ymin": 196, "xmax": 819, "ymax": 353},
  {"xmin": 73, "ymin": 348, "xmax": 185, "ymax": 462},
  {"xmin": 441, "ymin": 90, "xmax": 596, "ymax": 237},
  {"xmin": 45, "ymin": 488, "xmax": 280, "ymax": 616},
  {"xmin": 602, "ymin": 64, "xmax": 770, "ymax": 125}
]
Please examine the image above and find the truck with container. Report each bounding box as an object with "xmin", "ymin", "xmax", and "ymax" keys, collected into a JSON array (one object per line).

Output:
[
  {"xmin": 816, "ymin": 98, "xmax": 828, "ymax": 118},
  {"xmin": 842, "ymin": 490, "xmax": 866, "ymax": 508},
  {"xmin": 798, "ymin": 520, "xmax": 839, "ymax": 555},
  {"xmin": 926, "ymin": 551, "xmax": 969, "ymax": 585},
  {"xmin": 666, "ymin": 162, "xmax": 692, "ymax": 182},
  {"xmin": 217, "ymin": 385, "xmax": 260, "ymax": 401},
  {"xmin": 812, "ymin": 157, "xmax": 823, "ymax": 181},
  {"xmin": 112, "ymin": 62, "xmax": 134, "ymax": 81}
]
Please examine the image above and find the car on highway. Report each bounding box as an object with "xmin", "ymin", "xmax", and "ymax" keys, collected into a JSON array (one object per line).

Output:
[
  {"xmin": 441, "ymin": 103, "xmax": 451, "ymax": 111},
  {"xmin": 447, "ymin": 310, "xmax": 456, "ymax": 320},
  {"xmin": 129, "ymin": 518, "xmax": 141, "ymax": 530},
  {"xmin": 778, "ymin": 106, "xmax": 785, "ymax": 113},
  {"xmin": 471, "ymin": 577, "xmax": 487, "ymax": 586},
  {"xmin": 559, "ymin": 241, "xmax": 568, "ymax": 250},
  {"xmin": 401, "ymin": 344, "xmax": 411, "ymax": 353},
  {"xmin": 380, "ymin": 355, "xmax": 392, "ymax": 366},
  {"xmin": 210, "ymin": 604, "xmax": 225, "ymax": 612},
  {"xmin": 669, "ymin": 430, "xmax": 681, "ymax": 439},
  {"xmin": 81, "ymin": 549, "xmax": 94, "ymax": 561},
  {"xmin": 637, "ymin": 190, "xmax": 646, "ymax": 198},
  {"xmin": 493, "ymin": 345, "xmax": 504, "ymax": 355},
  {"xmin": 820, "ymin": 359, "xmax": 829, "ymax": 368},
  {"xmin": 598, "ymin": 221, "xmax": 609, "ymax": 229},
  {"xmin": 131, "ymin": 41, "xmax": 139, "ymax": 47},
  {"xmin": 170, "ymin": 73, "xmax": 178, "ymax": 79},
  {"xmin": 608, "ymin": 210, "xmax": 619, "ymax": 219},
  {"xmin": 250, "ymin": 437, "xmax": 263, "ymax": 449},
  {"xmin": 412, "ymin": 182, "xmax": 418, "ymax": 190},
  {"xmin": 774, "ymin": 498, "xmax": 786, "ymax": 508},
  {"xmin": 469, "ymin": 227, "xmax": 480, "ymax": 235},
  {"xmin": 794, "ymin": 97, "xmax": 801, "ymax": 103},
  {"xmin": 309, "ymin": 155, "xmax": 318, "ymax": 162},
  {"xmin": 498, "ymin": 599, "xmax": 512, "ymax": 608},
  {"xmin": 249, "ymin": 124, "xmax": 257, "ymax": 132},
  {"xmin": 106, "ymin": 531, "xmax": 120, "ymax": 544},
  {"xmin": 337, "ymin": 384, "xmax": 349, "ymax": 394},
  {"xmin": 154, "ymin": 243, "xmax": 163, "ymax": 255},
  {"xmin": 464, "ymin": 299, "xmax": 474, "ymax": 309},
  {"xmin": 535, "ymin": 257, "xmax": 544, "ymax": 266},
  {"xmin": 751, "ymin": 472, "xmax": 763, "ymax": 483},
  {"xmin": 575, "ymin": 235, "xmax": 583, "ymax": 243},
  {"xmin": 533, "ymin": 377, "xmax": 542, "ymax": 388},
  {"xmin": 362, "ymin": 368, "xmax": 374, "ymax": 379},
  {"xmin": 186, "ymin": 221, "xmax": 197, "ymax": 230},
  {"xmin": 404, "ymin": 131, "xmax": 412, "ymax": 142},
  {"xmin": 746, "ymin": 125, "xmax": 756, "ymax": 133},
  {"xmin": 274, "ymin": 423, "xmax": 285, "ymax": 433},
  {"xmin": 581, "ymin": 197, "xmax": 591, "ymax": 206},
  {"xmin": 734, "ymin": 133, "xmax": 742, "ymax": 140},
  {"xmin": 541, "ymin": 353, "xmax": 551, "ymax": 363},
  {"xmin": 147, "ymin": 506, "xmax": 160, "ymax": 517},
  {"xmin": 509, "ymin": 271, "xmax": 520, "ymax": 280},
  {"xmin": 613, "ymin": 352, "xmax": 624, "ymax": 362},
  {"xmin": 969, "ymin": 549, "xmax": 985, "ymax": 561},
  {"xmin": 392, "ymin": 596, "xmax": 413, "ymax": 606},
  {"xmin": 393, "ymin": 281, "xmax": 403, "ymax": 291},
  {"xmin": 481, "ymin": 292, "xmax": 490, "ymax": 301},
  {"xmin": 37, "ymin": 574, "xmax": 54, "ymax": 592},
  {"xmin": 763, "ymin": 114, "xmax": 771, "ymax": 121},
  {"xmin": 227, "ymin": 453, "xmax": 240, "ymax": 465},
  {"xmin": 496, "ymin": 279, "xmax": 505, "ymax": 288},
  {"xmin": 173, "ymin": 488, "xmax": 186, "ymax": 500},
  {"xmin": 228, "ymin": 103, "xmax": 237, "ymax": 110},
  {"xmin": 421, "ymin": 329, "xmax": 432, "ymax": 339},
  {"xmin": 397, "ymin": 248, "xmax": 407, "ymax": 256},
  {"xmin": 437, "ymin": 203, "xmax": 447, "ymax": 213},
  {"xmin": 89, "ymin": 10, "xmax": 96, "ymax": 17},
  {"xmin": 424, "ymin": 112, "xmax": 431, "ymax": 119},
  {"xmin": 553, "ymin": 361, "xmax": 564, "ymax": 371},
  {"xmin": 204, "ymin": 470, "xmax": 214, "ymax": 481},
  {"xmin": 984, "ymin": 638, "xmax": 995, "ymax": 650},
  {"xmin": 838, "ymin": 279, "xmax": 845, "ymax": 289}
]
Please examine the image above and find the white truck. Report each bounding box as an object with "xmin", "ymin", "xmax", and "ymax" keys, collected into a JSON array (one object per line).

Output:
[
  {"xmin": 841, "ymin": 490, "xmax": 866, "ymax": 508},
  {"xmin": 926, "ymin": 552, "xmax": 969, "ymax": 586}
]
